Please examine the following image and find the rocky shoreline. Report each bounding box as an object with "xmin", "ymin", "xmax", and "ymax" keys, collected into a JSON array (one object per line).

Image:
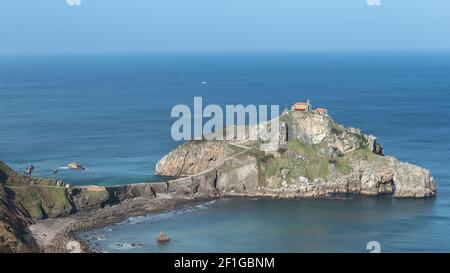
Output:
[
  {"xmin": 29, "ymin": 194, "xmax": 212, "ymax": 253},
  {"xmin": 1, "ymin": 110, "xmax": 437, "ymax": 252}
]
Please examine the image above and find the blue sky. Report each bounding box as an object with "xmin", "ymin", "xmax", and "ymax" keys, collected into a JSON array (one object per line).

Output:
[{"xmin": 1, "ymin": 0, "xmax": 450, "ymax": 54}]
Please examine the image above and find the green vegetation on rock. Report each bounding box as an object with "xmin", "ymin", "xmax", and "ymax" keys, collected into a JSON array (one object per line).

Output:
[
  {"xmin": 331, "ymin": 123, "xmax": 345, "ymax": 135},
  {"xmin": 285, "ymin": 140, "xmax": 330, "ymax": 180},
  {"xmin": 82, "ymin": 188, "xmax": 108, "ymax": 200},
  {"xmin": 1, "ymin": 183, "xmax": 37, "ymax": 253},
  {"xmin": 256, "ymin": 140, "xmax": 364, "ymax": 184},
  {"xmin": 11, "ymin": 186, "xmax": 72, "ymax": 219},
  {"xmin": 331, "ymin": 159, "xmax": 353, "ymax": 175}
]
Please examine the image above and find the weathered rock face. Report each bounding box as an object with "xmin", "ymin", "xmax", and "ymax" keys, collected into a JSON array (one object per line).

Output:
[
  {"xmin": 281, "ymin": 111, "xmax": 382, "ymax": 156},
  {"xmin": 357, "ymin": 160, "xmax": 395, "ymax": 195},
  {"xmin": 390, "ymin": 159, "xmax": 436, "ymax": 198},
  {"xmin": 71, "ymin": 183, "xmax": 168, "ymax": 211},
  {"xmin": 115, "ymin": 183, "xmax": 155, "ymax": 200},
  {"xmin": 284, "ymin": 111, "xmax": 332, "ymax": 145},
  {"xmin": 155, "ymin": 111, "xmax": 436, "ymax": 199},
  {"xmin": 70, "ymin": 186, "xmax": 110, "ymax": 211},
  {"xmin": 216, "ymin": 155, "xmax": 259, "ymax": 194},
  {"xmin": 155, "ymin": 141, "xmax": 228, "ymax": 176},
  {"xmin": 279, "ymin": 122, "xmax": 288, "ymax": 147}
]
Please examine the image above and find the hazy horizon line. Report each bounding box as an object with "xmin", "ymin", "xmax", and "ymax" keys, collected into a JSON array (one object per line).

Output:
[{"xmin": 2, "ymin": 48, "xmax": 450, "ymax": 57}]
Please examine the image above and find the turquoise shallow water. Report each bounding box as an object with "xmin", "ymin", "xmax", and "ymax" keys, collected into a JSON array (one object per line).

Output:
[{"xmin": 1, "ymin": 52, "xmax": 449, "ymax": 252}]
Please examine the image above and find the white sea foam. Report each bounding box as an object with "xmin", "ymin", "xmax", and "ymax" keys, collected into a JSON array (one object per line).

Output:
[
  {"xmin": 95, "ymin": 235, "xmax": 106, "ymax": 241},
  {"xmin": 112, "ymin": 242, "xmax": 145, "ymax": 250},
  {"xmin": 121, "ymin": 200, "xmax": 217, "ymax": 226}
]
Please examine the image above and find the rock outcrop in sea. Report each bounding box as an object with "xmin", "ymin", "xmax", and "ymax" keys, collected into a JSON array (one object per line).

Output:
[
  {"xmin": 156, "ymin": 231, "xmax": 170, "ymax": 243},
  {"xmin": 156, "ymin": 110, "xmax": 436, "ymax": 199}
]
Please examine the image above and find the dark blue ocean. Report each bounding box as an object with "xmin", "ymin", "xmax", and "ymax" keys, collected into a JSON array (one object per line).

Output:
[{"xmin": 1, "ymin": 52, "xmax": 449, "ymax": 252}]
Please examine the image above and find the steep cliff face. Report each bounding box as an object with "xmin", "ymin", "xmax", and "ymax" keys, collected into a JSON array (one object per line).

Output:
[
  {"xmin": 391, "ymin": 159, "xmax": 436, "ymax": 198},
  {"xmin": 280, "ymin": 111, "xmax": 383, "ymax": 156},
  {"xmin": 0, "ymin": 184, "xmax": 38, "ymax": 252},
  {"xmin": 0, "ymin": 165, "xmax": 40, "ymax": 253},
  {"xmin": 155, "ymin": 111, "xmax": 436, "ymax": 199},
  {"xmin": 156, "ymin": 140, "xmax": 234, "ymax": 176}
]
